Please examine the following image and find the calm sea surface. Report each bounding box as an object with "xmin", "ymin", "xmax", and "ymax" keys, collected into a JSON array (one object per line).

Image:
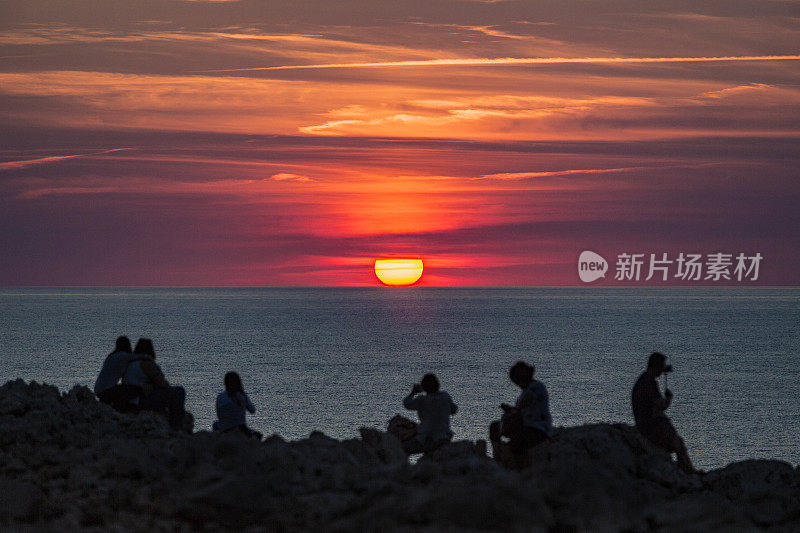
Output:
[{"xmin": 1, "ymin": 287, "xmax": 798, "ymax": 470}]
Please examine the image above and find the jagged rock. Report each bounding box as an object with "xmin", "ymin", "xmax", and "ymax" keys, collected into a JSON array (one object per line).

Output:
[
  {"xmin": 703, "ymin": 460, "xmax": 800, "ymax": 526},
  {"xmin": 0, "ymin": 380, "xmax": 798, "ymax": 531},
  {"xmin": 357, "ymin": 426, "xmax": 407, "ymax": 465}
]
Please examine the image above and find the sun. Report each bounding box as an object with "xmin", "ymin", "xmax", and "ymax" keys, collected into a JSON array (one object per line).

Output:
[{"xmin": 374, "ymin": 258, "xmax": 424, "ymax": 286}]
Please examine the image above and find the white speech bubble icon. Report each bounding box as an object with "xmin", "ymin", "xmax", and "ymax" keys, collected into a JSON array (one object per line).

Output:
[{"xmin": 578, "ymin": 251, "xmax": 608, "ymax": 283}]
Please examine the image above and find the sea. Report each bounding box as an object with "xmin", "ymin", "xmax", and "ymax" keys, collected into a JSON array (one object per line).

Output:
[{"xmin": 1, "ymin": 287, "xmax": 798, "ymax": 470}]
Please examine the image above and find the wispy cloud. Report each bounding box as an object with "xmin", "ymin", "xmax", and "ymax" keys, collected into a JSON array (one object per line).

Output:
[
  {"xmin": 15, "ymin": 175, "xmax": 276, "ymax": 200},
  {"xmin": 476, "ymin": 163, "xmax": 724, "ymax": 181},
  {"xmin": 0, "ymin": 26, "xmax": 440, "ymax": 66},
  {"xmin": 269, "ymin": 173, "xmax": 315, "ymax": 182},
  {"xmin": 0, "ymin": 148, "xmax": 131, "ymax": 170},
  {"xmin": 697, "ymin": 83, "xmax": 774, "ymax": 100},
  {"xmin": 205, "ymin": 54, "xmax": 800, "ymax": 72}
]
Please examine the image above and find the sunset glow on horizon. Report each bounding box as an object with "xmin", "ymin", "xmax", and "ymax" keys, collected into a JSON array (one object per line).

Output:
[{"xmin": 1, "ymin": 1, "xmax": 799, "ymax": 286}]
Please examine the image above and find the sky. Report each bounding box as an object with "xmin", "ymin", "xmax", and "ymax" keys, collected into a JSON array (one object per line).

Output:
[{"xmin": 1, "ymin": 0, "xmax": 799, "ymax": 286}]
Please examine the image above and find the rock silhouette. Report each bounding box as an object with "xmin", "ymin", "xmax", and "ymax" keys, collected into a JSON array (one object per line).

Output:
[{"xmin": 1, "ymin": 379, "xmax": 798, "ymax": 531}]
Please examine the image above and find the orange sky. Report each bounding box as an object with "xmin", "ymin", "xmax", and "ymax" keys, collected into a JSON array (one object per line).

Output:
[{"xmin": 1, "ymin": 0, "xmax": 799, "ymax": 285}]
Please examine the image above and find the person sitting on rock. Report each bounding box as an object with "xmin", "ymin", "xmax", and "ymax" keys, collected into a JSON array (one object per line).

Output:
[
  {"xmin": 490, "ymin": 360, "xmax": 552, "ymax": 466},
  {"xmin": 401, "ymin": 373, "xmax": 458, "ymax": 454},
  {"xmin": 213, "ymin": 371, "xmax": 262, "ymax": 440},
  {"xmin": 93, "ymin": 336, "xmax": 145, "ymax": 412},
  {"xmin": 632, "ymin": 352, "xmax": 699, "ymax": 474},
  {"xmin": 122, "ymin": 338, "xmax": 187, "ymax": 431}
]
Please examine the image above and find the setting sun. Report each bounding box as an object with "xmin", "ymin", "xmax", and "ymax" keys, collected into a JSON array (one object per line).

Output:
[{"xmin": 374, "ymin": 259, "xmax": 423, "ymax": 286}]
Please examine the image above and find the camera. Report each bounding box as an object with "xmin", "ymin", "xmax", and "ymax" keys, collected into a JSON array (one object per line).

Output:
[{"xmin": 663, "ymin": 364, "xmax": 673, "ymax": 373}]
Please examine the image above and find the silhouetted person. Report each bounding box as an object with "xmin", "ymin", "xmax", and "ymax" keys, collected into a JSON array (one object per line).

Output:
[
  {"xmin": 122, "ymin": 338, "xmax": 187, "ymax": 431},
  {"xmin": 490, "ymin": 361, "xmax": 552, "ymax": 466},
  {"xmin": 94, "ymin": 336, "xmax": 145, "ymax": 412},
  {"xmin": 632, "ymin": 352, "xmax": 698, "ymax": 474},
  {"xmin": 213, "ymin": 371, "xmax": 261, "ymax": 439},
  {"xmin": 402, "ymin": 373, "xmax": 458, "ymax": 454}
]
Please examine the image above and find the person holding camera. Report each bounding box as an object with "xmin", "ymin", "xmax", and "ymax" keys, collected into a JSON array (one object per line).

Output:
[
  {"xmin": 401, "ymin": 373, "xmax": 458, "ymax": 454},
  {"xmin": 632, "ymin": 352, "xmax": 699, "ymax": 474},
  {"xmin": 213, "ymin": 371, "xmax": 262, "ymax": 440}
]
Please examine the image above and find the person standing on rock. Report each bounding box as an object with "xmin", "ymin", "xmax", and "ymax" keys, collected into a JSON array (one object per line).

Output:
[
  {"xmin": 631, "ymin": 352, "xmax": 699, "ymax": 474},
  {"xmin": 213, "ymin": 371, "xmax": 262, "ymax": 439},
  {"xmin": 402, "ymin": 373, "xmax": 458, "ymax": 454},
  {"xmin": 490, "ymin": 360, "xmax": 552, "ymax": 467},
  {"xmin": 122, "ymin": 338, "xmax": 187, "ymax": 431},
  {"xmin": 93, "ymin": 336, "xmax": 145, "ymax": 412}
]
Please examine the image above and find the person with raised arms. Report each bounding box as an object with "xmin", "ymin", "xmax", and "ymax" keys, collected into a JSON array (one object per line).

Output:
[
  {"xmin": 632, "ymin": 351, "xmax": 700, "ymax": 474},
  {"xmin": 213, "ymin": 371, "xmax": 261, "ymax": 439},
  {"xmin": 402, "ymin": 373, "xmax": 458, "ymax": 454}
]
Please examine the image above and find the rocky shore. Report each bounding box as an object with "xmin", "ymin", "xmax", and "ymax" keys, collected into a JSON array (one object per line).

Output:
[{"xmin": 1, "ymin": 379, "xmax": 798, "ymax": 531}]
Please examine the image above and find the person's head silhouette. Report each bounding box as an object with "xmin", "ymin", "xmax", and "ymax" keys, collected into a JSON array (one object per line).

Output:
[
  {"xmin": 224, "ymin": 371, "xmax": 244, "ymax": 396},
  {"xmin": 113, "ymin": 336, "xmax": 132, "ymax": 354},
  {"xmin": 509, "ymin": 360, "xmax": 534, "ymax": 388},
  {"xmin": 133, "ymin": 338, "xmax": 156, "ymax": 358},
  {"xmin": 647, "ymin": 352, "xmax": 668, "ymax": 376},
  {"xmin": 420, "ymin": 373, "xmax": 440, "ymax": 394}
]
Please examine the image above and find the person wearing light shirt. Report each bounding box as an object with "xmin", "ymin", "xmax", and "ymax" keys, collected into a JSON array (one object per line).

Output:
[
  {"xmin": 214, "ymin": 371, "xmax": 261, "ymax": 440},
  {"xmin": 402, "ymin": 373, "xmax": 458, "ymax": 454}
]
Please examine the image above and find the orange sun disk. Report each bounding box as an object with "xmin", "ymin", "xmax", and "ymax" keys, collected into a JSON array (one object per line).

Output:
[{"xmin": 374, "ymin": 259, "xmax": 423, "ymax": 286}]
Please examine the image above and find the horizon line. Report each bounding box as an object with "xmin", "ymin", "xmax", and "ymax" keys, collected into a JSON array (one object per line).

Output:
[{"xmin": 0, "ymin": 285, "xmax": 797, "ymax": 290}]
